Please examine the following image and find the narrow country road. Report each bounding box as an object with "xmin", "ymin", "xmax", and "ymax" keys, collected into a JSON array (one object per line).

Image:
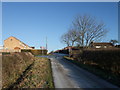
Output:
[{"xmin": 48, "ymin": 53, "xmax": 119, "ymax": 88}]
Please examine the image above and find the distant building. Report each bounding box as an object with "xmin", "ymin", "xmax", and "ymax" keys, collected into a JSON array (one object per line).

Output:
[
  {"xmin": 31, "ymin": 47, "xmax": 35, "ymax": 49},
  {"xmin": 4, "ymin": 36, "xmax": 33, "ymax": 50},
  {"xmin": 64, "ymin": 46, "xmax": 73, "ymax": 50},
  {"xmin": 115, "ymin": 45, "xmax": 120, "ymax": 48},
  {"xmin": 0, "ymin": 46, "xmax": 3, "ymax": 49},
  {"xmin": 64, "ymin": 46, "xmax": 79, "ymax": 50},
  {"xmin": 89, "ymin": 42, "xmax": 114, "ymax": 48}
]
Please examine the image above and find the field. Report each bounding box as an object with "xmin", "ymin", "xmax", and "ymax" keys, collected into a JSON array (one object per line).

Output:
[{"xmin": 2, "ymin": 52, "xmax": 54, "ymax": 88}]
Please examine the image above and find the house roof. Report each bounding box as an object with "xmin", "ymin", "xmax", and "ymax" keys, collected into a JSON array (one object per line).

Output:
[
  {"xmin": 64, "ymin": 46, "xmax": 80, "ymax": 50},
  {"xmin": 4, "ymin": 36, "xmax": 31, "ymax": 48},
  {"xmin": 91, "ymin": 42, "xmax": 113, "ymax": 46}
]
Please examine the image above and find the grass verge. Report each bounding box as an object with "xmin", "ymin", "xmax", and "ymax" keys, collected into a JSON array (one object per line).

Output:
[
  {"xmin": 2, "ymin": 52, "xmax": 54, "ymax": 88},
  {"xmin": 2, "ymin": 52, "xmax": 34, "ymax": 88},
  {"xmin": 64, "ymin": 56, "xmax": 120, "ymax": 87},
  {"xmin": 15, "ymin": 57, "xmax": 54, "ymax": 88}
]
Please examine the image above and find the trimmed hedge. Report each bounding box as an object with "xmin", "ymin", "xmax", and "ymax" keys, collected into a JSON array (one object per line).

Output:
[
  {"xmin": 71, "ymin": 48, "xmax": 120, "ymax": 75},
  {"xmin": 81, "ymin": 49, "xmax": 120, "ymax": 75},
  {"xmin": 59, "ymin": 49, "xmax": 69, "ymax": 54},
  {"xmin": 21, "ymin": 49, "xmax": 48, "ymax": 55}
]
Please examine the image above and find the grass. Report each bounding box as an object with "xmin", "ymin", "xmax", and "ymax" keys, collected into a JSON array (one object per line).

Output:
[
  {"xmin": 2, "ymin": 52, "xmax": 54, "ymax": 88},
  {"xmin": 15, "ymin": 57, "xmax": 54, "ymax": 88},
  {"xmin": 2, "ymin": 52, "xmax": 34, "ymax": 88},
  {"xmin": 64, "ymin": 56, "xmax": 120, "ymax": 87}
]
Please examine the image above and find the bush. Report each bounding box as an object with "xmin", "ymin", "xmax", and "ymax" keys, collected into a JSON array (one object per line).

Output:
[
  {"xmin": 69, "ymin": 48, "xmax": 120, "ymax": 87},
  {"xmin": 71, "ymin": 48, "xmax": 120, "ymax": 75},
  {"xmin": 21, "ymin": 49, "xmax": 48, "ymax": 55},
  {"xmin": 58, "ymin": 49, "xmax": 69, "ymax": 54},
  {"xmin": 81, "ymin": 49, "xmax": 120, "ymax": 75}
]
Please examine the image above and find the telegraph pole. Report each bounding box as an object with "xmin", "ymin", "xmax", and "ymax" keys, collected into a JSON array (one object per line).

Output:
[{"xmin": 46, "ymin": 37, "xmax": 48, "ymax": 50}]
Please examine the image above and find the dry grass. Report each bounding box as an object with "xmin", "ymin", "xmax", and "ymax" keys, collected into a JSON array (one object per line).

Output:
[
  {"xmin": 15, "ymin": 57, "xmax": 54, "ymax": 88},
  {"xmin": 2, "ymin": 52, "xmax": 54, "ymax": 88},
  {"xmin": 2, "ymin": 52, "xmax": 35, "ymax": 88}
]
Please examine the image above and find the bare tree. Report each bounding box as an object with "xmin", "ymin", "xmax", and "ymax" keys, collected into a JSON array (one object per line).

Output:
[
  {"xmin": 68, "ymin": 29, "xmax": 78, "ymax": 46},
  {"xmin": 72, "ymin": 14, "xmax": 108, "ymax": 46},
  {"xmin": 61, "ymin": 14, "xmax": 108, "ymax": 47},
  {"xmin": 60, "ymin": 29, "xmax": 78, "ymax": 46},
  {"xmin": 60, "ymin": 33, "xmax": 71, "ymax": 47}
]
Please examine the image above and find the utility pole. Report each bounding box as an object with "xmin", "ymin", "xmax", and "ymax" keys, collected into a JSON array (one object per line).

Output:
[{"xmin": 46, "ymin": 37, "xmax": 48, "ymax": 50}]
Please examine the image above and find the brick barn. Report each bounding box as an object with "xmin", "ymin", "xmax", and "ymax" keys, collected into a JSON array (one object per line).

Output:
[{"xmin": 3, "ymin": 36, "xmax": 33, "ymax": 51}]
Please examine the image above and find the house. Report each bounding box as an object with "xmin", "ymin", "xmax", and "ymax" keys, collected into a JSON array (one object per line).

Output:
[
  {"xmin": 115, "ymin": 45, "xmax": 120, "ymax": 48},
  {"xmin": 4, "ymin": 36, "xmax": 33, "ymax": 50},
  {"xmin": 64, "ymin": 46, "xmax": 73, "ymax": 50},
  {"xmin": 64, "ymin": 46, "xmax": 79, "ymax": 50},
  {"xmin": 89, "ymin": 42, "xmax": 114, "ymax": 48},
  {"xmin": 0, "ymin": 46, "xmax": 3, "ymax": 49}
]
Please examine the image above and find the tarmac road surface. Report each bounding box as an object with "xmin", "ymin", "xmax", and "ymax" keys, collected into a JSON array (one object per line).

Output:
[{"xmin": 48, "ymin": 53, "xmax": 119, "ymax": 88}]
